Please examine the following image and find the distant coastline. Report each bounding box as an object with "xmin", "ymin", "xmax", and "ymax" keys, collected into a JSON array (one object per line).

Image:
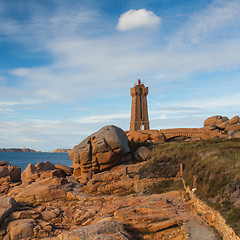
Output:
[
  {"xmin": 52, "ymin": 148, "xmax": 71, "ymax": 153},
  {"xmin": 0, "ymin": 148, "xmax": 40, "ymax": 153}
]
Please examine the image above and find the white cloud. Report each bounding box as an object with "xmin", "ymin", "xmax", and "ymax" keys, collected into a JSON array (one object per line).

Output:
[
  {"xmin": 174, "ymin": 94, "xmax": 240, "ymax": 110},
  {"xmin": 117, "ymin": 9, "xmax": 161, "ymax": 31}
]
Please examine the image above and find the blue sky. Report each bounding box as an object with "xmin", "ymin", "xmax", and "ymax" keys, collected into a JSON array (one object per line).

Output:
[{"xmin": 1, "ymin": 0, "xmax": 240, "ymax": 151}]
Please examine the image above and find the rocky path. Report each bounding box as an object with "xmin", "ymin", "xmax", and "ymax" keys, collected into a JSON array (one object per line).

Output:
[
  {"xmin": 186, "ymin": 222, "xmax": 220, "ymax": 240},
  {"xmin": 165, "ymin": 192, "xmax": 220, "ymax": 240},
  {"xmin": 65, "ymin": 189, "xmax": 221, "ymax": 240}
]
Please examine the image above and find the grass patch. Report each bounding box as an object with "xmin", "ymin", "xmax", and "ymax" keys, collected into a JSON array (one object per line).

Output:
[{"xmin": 145, "ymin": 179, "xmax": 184, "ymax": 194}]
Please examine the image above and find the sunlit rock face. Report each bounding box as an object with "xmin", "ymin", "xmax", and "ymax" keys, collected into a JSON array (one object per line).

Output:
[{"xmin": 69, "ymin": 125, "xmax": 132, "ymax": 183}]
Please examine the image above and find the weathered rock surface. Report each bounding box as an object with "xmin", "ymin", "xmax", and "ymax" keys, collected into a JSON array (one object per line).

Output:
[
  {"xmin": 55, "ymin": 164, "xmax": 73, "ymax": 176},
  {"xmin": 203, "ymin": 115, "xmax": 240, "ymax": 138},
  {"xmin": 0, "ymin": 161, "xmax": 21, "ymax": 183},
  {"xmin": 69, "ymin": 125, "xmax": 131, "ymax": 183},
  {"xmin": 226, "ymin": 123, "xmax": 240, "ymax": 131},
  {"xmin": 4, "ymin": 218, "xmax": 53, "ymax": 240},
  {"xmin": 0, "ymin": 162, "xmax": 22, "ymax": 195},
  {"xmin": 228, "ymin": 130, "xmax": 240, "ymax": 139},
  {"xmin": 126, "ymin": 131, "xmax": 151, "ymax": 143},
  {"xmin": 229, "ymin": 116, "xmax": 240, "ymax": 125},
  {"xmin": 21, "ymin": 161, "xmax": 67, "ymax": 184},
  {"xmin": 36, "ymin": 161, "xmax": 56, "ymax": 172},
  {"xmin": 8, "ymin": 177, "xmax": 69, "ymax": 204},
  {"xmin": 21, "ymin": 163, "xmax": 40, "ymax": 184},
  {"xmin": 0, "ymin": 161, "xmax": 11, "ymax": 167},
  {"xmin": 134, "ymin": 146, "xmax": 151, "ymax": 162},
  {"xmin": 204, "ymin": 115, "xmax": 222, "ymax": 127},
  {"xmin": 0, "ymin": 196, "xmax": 17, "ymax": 225},
  {"xmin": 126, "ymin": 130, "xmax": 166, "ymax": 143},
  {"xmin": 5, "ymin": 218, "xmax": 36, "ymax": 239},
  {"xmin": 55, "ymin": 218, "xmax": 132, "ymax": 240}
]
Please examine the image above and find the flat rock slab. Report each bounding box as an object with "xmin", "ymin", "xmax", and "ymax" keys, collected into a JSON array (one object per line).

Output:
[
  {"xmin": 55, "ymin": 219, "xmax": 131, "ymax": 240},
  {"xmin": 186, "ymin": 222, "xmax": 220, "ymax": 240}
]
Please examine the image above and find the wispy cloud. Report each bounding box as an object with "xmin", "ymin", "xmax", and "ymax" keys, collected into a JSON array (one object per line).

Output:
[
  {"xmin": 0, "ymin": 99, "xmax": 43, "ymax": 114},
  {"xmin": 170, "ymin": 0, "xmax": 240, "ymax": 46},
  {"xmin": 174, "ymin": 94, "xmax": 240, "ymax": 110},
  {"xmin": 0, "ymin": 119, "xmax": 95, "ymax": 151},
  {"xmin": 72, "ymin": 113, "xmax": 129, "ymax": 124}
]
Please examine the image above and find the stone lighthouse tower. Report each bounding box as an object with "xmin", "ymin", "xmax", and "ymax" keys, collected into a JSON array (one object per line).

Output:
[{"xmin": 130, "ymin": 79, "xmax": 150, "ymax": 131}]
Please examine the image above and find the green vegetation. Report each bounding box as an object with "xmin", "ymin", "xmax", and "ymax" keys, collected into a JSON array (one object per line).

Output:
[
  {"xmin": 138, "ymin": 139, "xmax": 240, "ymax": 235},
  {"xmin": 145, "ymin": 179, "xmax": 183, "ymax": 194}
]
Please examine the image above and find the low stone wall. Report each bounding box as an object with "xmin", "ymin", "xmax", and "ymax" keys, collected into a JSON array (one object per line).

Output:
[
  {"xmin": 160, "ymin": 128, "xmax": 205, "ymax": 139},
  {"xmin": 182, "ymin": 179, "xmax": 240, "ymax": 240}
]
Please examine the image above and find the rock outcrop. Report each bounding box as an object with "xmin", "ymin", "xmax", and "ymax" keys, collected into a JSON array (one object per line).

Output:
[
  {"xmin": 4, "ymin": 218, "xmax": 54, "ymax": 239},
  {"xmin": 0, "ymin": 162, "xmax": 21, "ymax": 195},
  {"xmin": 0, "ymin": 161, "xmax": 21, "ymax": 183},
  {"xmin": 69, "ymin": 125, "xmax": 132, "ymax": 183},
  {"xmin": 21, "ymin": 161, "xmax": 67, "ymax": 184},
  {"xmin": 204, "ymin": 115, "xmax": 240, "ymax": 133},
  {"xmin": 8, "ymin": 177, "xmax": 69, "ymax": 204},
  {"xmin": 134, "ymin": 146, "xmax": 151, "ymax": 162},
  {"xmin": 55, "ymin": 164, "xmax": 73, "ymax": 176},
  {"xmin": 0, "ymin": 196, "xmax": 17, "ymax": 225}
]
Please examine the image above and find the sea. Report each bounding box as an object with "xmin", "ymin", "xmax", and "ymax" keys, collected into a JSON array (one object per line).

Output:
[{"xmin": 0, "ymin": 152, "xmax": 72, "ymax": 171}]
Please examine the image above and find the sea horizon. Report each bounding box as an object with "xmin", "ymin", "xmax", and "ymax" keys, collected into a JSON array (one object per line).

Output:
[{"xmin": 0, "ymin": 152, "xmax": 72, "ymax": 171}]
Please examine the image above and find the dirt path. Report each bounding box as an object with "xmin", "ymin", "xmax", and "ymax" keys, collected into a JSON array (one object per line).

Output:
[
  {"xmin": 165, "ymin": 192, "xmax": 221, "ymax": 240},
  {"xmin": 185, "ymin": 222, "xmax": 220, "ymax": 240}
]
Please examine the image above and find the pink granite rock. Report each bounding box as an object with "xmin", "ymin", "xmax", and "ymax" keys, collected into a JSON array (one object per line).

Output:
[{"xmin": 69, "ymin": 125, "xmax": 131, "ymax": 183}]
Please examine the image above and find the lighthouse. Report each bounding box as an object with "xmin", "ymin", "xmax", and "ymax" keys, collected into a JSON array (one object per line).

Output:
[{"xmin": 130, "ymin": 79, "xmax": 150, "ymax": 131}]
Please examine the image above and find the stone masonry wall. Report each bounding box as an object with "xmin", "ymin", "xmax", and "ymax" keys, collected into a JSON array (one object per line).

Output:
[{"xmin": 182, "ymin": 179, "xmax": 240, "ymax": 240}]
